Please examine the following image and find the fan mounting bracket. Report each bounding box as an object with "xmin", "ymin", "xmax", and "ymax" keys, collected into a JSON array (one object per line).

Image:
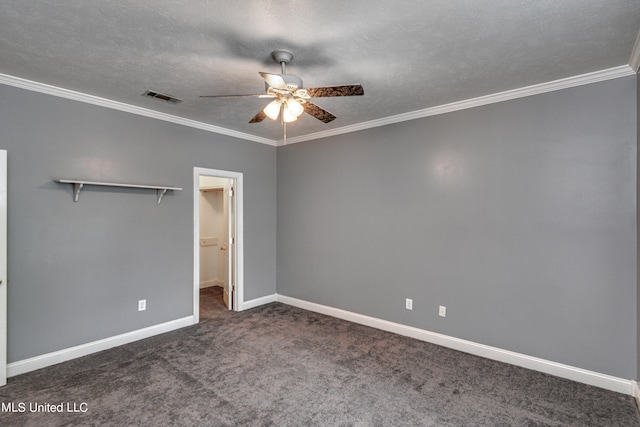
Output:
[{"xmin": 271, "ymin": 50, "xmax": 293, "ymax": 65}]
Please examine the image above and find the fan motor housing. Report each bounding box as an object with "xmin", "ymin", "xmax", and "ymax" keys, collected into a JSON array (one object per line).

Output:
[{"xmin": 281, "ymin": 74, "xmax": 303, "ymax": 90}]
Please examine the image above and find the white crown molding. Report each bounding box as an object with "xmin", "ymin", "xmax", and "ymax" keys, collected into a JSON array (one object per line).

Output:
[
  {"xmin": 1, "ymin": 66, "xmax": 634, "ymax": 149},
  {"xmin": 0, "ymin": 73, "xmax": 277, "ymax": 146},
  {"xmin": 276, "ymin": 294, "xmax": 635, "ymax": 396},
  {"xmin": 277, "ymin": 65, "xmax": 636, "ymax": 146},
  {"xmin": 629, "ymin": 30, "xmax": 640, "ymax": 72}
]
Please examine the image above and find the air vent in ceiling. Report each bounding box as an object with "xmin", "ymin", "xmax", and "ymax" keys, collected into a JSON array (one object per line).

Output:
[{"xmin": 142, "ymin": 90, "xmax": 183, "ymax": 104}]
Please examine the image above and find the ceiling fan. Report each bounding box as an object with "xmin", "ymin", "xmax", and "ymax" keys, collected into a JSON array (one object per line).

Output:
[{"xmin": 200, "ymin": 50, "xmax": 364, "ymax": 125}]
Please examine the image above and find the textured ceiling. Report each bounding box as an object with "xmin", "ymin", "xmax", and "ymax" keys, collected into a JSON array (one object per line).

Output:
[{"xmin": 1, "ymin": 1, "xmax": 639, "ymax": 143}]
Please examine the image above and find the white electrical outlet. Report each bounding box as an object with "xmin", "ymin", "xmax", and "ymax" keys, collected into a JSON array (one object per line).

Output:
[
  {"xmin": 138, "ymin": 299, "xmax": 146, "ymax": 311},
  {"xmin": 406, "ymin": 298, "xmax": 413, "ymax": 310},
  {"xmin": 439, "ymin": 305, "xmax": 446, "ymax": 317}
]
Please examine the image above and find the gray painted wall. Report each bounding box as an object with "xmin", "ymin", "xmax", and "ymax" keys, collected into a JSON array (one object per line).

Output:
[
  {"xmin": 0, "ymin": 84, "xmax": 277, "ymax": 362},
  {"xmin": 2, "ymin": 74, "xmax": 636, "ymax": 380},
  {"xmin": 277, "ymin": 76, "xmax": 637, "ymax": 379}
]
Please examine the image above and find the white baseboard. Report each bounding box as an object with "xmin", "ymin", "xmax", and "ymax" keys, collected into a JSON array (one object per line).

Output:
[
  {"xmin": 7, "ymin": 316, "xmax": 195, "ymax": 377},
  {"xmin": 6, "ymin": 291, "xmax": 278, "ymax": 377},
  {"xmin": 199, "ymin": 279, "xmax": 223, "ymax": 289},
  {"xmin": 240, "ymin": 293, "xmax": 277, "ymax": 311},
  {"xmin": 7, "ymin": 294, "xmax": 634, "ymax": 397},
  {"xmin": 276, "ymin": 294, "xmax": 634, "ymax": 396}
]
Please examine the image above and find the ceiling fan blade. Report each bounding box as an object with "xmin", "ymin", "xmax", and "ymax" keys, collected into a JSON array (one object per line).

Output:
[
  {"xmin": 259, "ymin": 72, "xmax": 288, "ymax": 90},
  {"xmin": 249, "ymin": 108, "xmax": 267, "ymax": 123},
  {"xmin": 199, "ymin": 94, "xmax": 274, "ymax": 99},
  {"xmin": 303, "ymin": 101, "xmax": 337, "ymax": 123},
  {"xmin": 306, "ymin": 85, "xmax": 364, "ymax": 98}
]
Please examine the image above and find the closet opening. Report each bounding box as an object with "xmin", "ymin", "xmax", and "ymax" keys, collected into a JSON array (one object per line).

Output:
[{"xmin": 193, "ymin": 167, "xmax": 243, "ymax": 322}]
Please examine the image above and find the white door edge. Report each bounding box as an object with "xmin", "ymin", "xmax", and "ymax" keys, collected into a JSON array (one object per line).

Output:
[{"xmin": 0, "ymin": 150, "xmax": 7, "ymax": 386}]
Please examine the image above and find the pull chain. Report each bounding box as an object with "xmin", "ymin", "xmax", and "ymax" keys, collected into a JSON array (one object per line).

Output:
[{"xmin": 279, "ymin": 60, "xmax": 287, "ymax": 145}]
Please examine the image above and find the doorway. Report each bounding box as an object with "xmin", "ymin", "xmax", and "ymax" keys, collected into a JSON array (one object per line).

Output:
[{"xmin": 193, "ymin": 167, "xmax": 243, "ymax": 323}]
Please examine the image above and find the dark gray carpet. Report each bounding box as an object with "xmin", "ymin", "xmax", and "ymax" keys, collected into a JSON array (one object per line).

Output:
[{"xmin": 1, "ymin": 287, "xmax": 639, "ymax": 426}]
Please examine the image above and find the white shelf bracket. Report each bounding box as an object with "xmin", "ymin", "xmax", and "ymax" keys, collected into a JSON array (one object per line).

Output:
[
  {"xmin": 156, "ymin": 188, "xmax": 168, "ymax": 205},
  {"xmin": 73, "ymin": 182, "xmax": 84, "ymax": 202}
]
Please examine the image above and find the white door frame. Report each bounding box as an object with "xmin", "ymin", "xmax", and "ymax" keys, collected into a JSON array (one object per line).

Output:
[
  {"xmin": 0, "ymin": 150, "xmax": 7, "ymax": 386},
  {"xmin": 193, "ymin": 167, "xmax": 243, "ymax": 322}
]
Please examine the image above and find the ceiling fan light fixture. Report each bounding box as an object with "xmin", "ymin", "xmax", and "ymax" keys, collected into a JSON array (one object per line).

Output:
[
  {"xmin": 263, "ymin": 99, "xmax": 282, "ymax": 120},
  {"xmin": 286, "ymin": 97, "xmax": 304, "ymax": 117},
  {"xmin": 282, "ymin": 106, "xmax": 298, "ymax": 123},
  {"xmin": 201, "ymin": 50, "xmax": 363, "ymax": 126}
]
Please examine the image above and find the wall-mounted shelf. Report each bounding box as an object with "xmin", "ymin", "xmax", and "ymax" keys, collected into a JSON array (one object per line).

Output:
[{"xmin": 55, "ymin": 179, "xmax": 182, "ymax": 204}]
